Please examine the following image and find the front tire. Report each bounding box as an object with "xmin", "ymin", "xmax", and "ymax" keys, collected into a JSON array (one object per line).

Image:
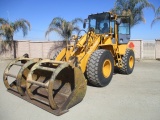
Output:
[{"xmin": 86, "ymin": 49, "xmax": 114, "ymax": 87}]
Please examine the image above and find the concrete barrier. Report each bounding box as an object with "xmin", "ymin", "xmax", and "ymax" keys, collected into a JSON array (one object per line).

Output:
[
  {"xmin": 131, "ymin": 40, "xmax": 142, "ymax": 60},
  {"xmin": 143, "ymin": 41, "xmax": 156, "ymax": 59},
  {"xmin": 0, "ymin": 40, "xmax": 160, "ymax": 60},
  {"xmin": 155, "ymin": 40, "xmax": 160, "ymax": 59}
]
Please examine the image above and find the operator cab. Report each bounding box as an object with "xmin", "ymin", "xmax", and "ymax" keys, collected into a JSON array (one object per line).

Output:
[
  {"xmin": 84, "ymin": 12, "xmax": 131, "ymax": 44},
  {"xmin": 87, "ymin": 12, "xmax": 113, "ymax": 34}
]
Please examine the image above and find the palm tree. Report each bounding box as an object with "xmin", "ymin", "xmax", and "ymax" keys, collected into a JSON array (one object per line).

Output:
[
  {"xmin": 151, "ymin": 7, "xmax": 160, "ymax": 27},
  {"xmin": 45, "ymin": 17, "xmax": 83, "ymax": 41},
  {"xmin": 111, "ymin": 0, "xmax": 155, "ymax": 28},
  {"xmin": 0, "ymin": 18, "xmax": 31, "ymax": 58}
]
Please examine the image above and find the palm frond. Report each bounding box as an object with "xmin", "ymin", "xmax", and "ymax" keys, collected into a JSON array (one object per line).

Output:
[
  {"xmin": 46, "ymin": 17, "xmax": 83, "ymax": 40},
  {"xmin": 156, "ymin": 7, "xmax": 160, "ymax": 16},
  {"xmin": 49, "ymin": 17, "xmax": 65, "ymax": 28},
  {"xmin": 0, "ymin": 31, "xmax": 5, "ymax": 37},
  {"xmin": 151, "ymin": 16, "xmax": 160, "ymax": 27},
  {"xmin": 0, "ymin": 24, "xmax": 14, "ymax": 40},
  {"xmin": 45, "ymin": 27, "xmax": 62, "ymax": 37},
  {"xmin": 139, "ymin": 0, "xmax": 155, "ymax": 11},
  {"xmin": 0, "ymin": 18, "xmax": 8, "ymax": 24},
  {"xmin": 112, "ymin": 0, "xmax": 155, "ymax": 28},
  {"xmin": 151, "ymin": 6, "xmax": 160, "ymax": 27},
  {"xmin": 72, "ymin": 26, "xmax": 80, "ymax": 32},
  {"xmin": 71, "ymin": 18, "xmax": 83, "ymax": 26},
  {"xmin": 13, "ymin": 19, "xmax": 31, "ymax": 37}
]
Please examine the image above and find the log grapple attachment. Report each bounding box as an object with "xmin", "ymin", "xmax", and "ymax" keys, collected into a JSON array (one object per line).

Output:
[{"xmin": 3, "ymin": 56, "xmax": 87, "ymax": 116}]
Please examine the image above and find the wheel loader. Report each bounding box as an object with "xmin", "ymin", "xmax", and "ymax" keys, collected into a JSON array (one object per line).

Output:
[{"xmin": 3, "ymin": 12, "xmax": 135, "ymax": 116}]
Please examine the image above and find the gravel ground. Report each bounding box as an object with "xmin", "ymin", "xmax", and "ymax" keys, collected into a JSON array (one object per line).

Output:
[{"xmin": 0, "ymin": 60, "xmax": 160, "ymax": 120}]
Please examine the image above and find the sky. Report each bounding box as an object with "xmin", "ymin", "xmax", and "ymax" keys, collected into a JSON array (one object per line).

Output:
[{"xmin": 0, "ymin": 0, "xmax": 160, "ymax": 41}]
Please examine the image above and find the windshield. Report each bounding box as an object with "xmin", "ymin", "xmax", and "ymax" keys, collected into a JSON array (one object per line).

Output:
[{"xmin": 88, "ymin": 12, "xmax": 110, "ymax": 34}]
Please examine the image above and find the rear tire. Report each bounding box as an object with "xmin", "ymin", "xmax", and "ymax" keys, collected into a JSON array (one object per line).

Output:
[
  {"xmin": 120, "ymin": 49, "xmax": 135, "ymax": 74},
  {"xmin": 86, "ymin": 49, "xmax": 114, "ymax": 87}
]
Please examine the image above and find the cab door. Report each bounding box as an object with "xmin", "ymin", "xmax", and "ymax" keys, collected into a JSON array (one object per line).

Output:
[{"xmin": 118, "ymin": 16, "xmax": 130, "ymax": 44}]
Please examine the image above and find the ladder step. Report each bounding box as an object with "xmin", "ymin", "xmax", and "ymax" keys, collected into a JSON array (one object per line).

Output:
[
  {"xmin": 27, "ymin": 80, "xmax": 48, "ymax": 88},
  {"xmin": 5, "ymin": 73, "xmax": 17, "ymax": 78},
  {"xmin": 32, "ymin": 96, "xmax": 49, "ymax": 105},
  {"xmin": 36, "ymin": 66, "xmax": 55, "ymax": 72}
]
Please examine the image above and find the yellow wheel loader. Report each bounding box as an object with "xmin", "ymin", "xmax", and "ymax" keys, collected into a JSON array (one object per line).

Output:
[{"xmin": 3, "ymin": 12, "xmax": 135, "ymax": 116}]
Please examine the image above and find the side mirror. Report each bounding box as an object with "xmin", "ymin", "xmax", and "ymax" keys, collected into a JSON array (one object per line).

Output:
[
  {"xmin": 83, "ymin": 19, "xmax": 87, "ymax": 29},
  {"xmin": 116, "ymin": 18, "xmax": 121, "ymax": 25}
]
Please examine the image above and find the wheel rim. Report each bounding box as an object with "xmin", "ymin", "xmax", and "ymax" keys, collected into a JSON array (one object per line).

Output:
[
  {"xmin": 129, "ymin": 56, "xmax": 134, "ymax": 68},
  {"xmin": 102, "ymin": 60, "xmax": 111, "ymax": 78}
]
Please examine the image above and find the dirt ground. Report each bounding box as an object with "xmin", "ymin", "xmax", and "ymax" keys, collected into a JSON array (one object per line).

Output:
[{"xmin": 0, "ymin": 60, "xmax": 160, "ymax": 120}]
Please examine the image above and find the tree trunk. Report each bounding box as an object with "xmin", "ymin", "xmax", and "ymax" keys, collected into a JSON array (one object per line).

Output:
[
  {"xmin": 13, "ymin": 40, "xmax": 16, "ymax": 58},
  {"xmin": 11, "ymin": 36, "xmax": 16, "ymax": 58}
]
